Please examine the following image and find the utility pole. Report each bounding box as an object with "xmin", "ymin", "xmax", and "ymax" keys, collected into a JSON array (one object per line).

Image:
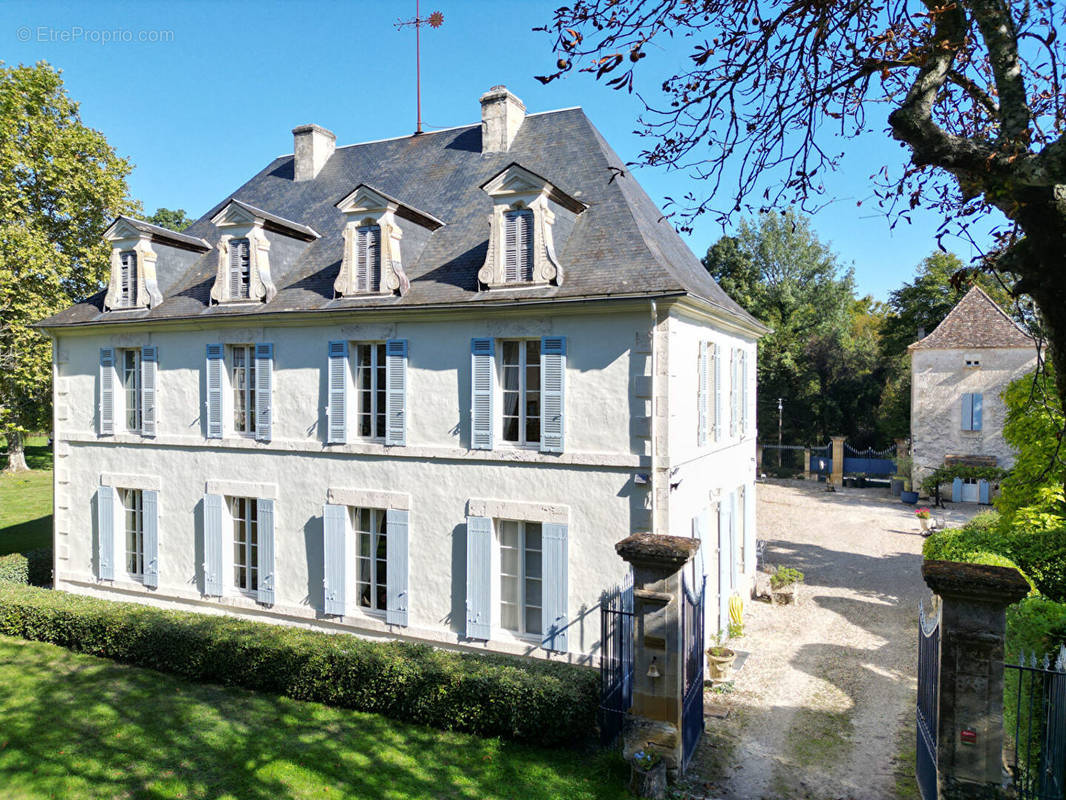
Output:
[{"xmin": 396, "ymin": 2, "xmax": 444, "ymax": 136}]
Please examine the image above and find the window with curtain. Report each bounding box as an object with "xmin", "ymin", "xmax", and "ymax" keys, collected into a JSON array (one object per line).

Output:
[
  {"xmin": 353, "ymin": 507, "xmax": 388, "ymax": 612},
  {"xmin": 501, "ymin": 339, "xmax": 540, "ymax": 446},
  {"xmin": 498, "ymin": 519, "xmax": 542, "ymax": 636}
]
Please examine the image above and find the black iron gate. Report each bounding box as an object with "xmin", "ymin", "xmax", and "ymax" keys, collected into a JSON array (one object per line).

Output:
[
  {"xmin": 681, "ymin": 574, "xmax": 706, "ymax": 770},
  {"xmin": 599, "ymin": 577, "xmax": 634, "ymax": 747},
  {"xmin": 1004, "ymin": 647, "xmax": 1066, "ymax": 800},
  {"xmin": 916, "ymin": 599, "xmax": 941, "ymax": 800}
]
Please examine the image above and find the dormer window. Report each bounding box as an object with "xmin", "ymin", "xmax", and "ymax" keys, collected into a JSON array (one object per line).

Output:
[
  {"xmin": 229, "ymin": 238, "xmax": 251, "ymax": 300},
  {"xmin": 209, "ymin": 199, "xmax": 319, "ymax": 305},
  {"xmin": 504, "ymin": 209, "xmax": 534, "ymax": 283},
  {"xmin": 354, "ymin": 224, "xmax": 382, "ymax": 293},
  {"xmin": 479, "ymin": 164, "xmax": 586, "ymax": 290},
  {"xmin": 102, "ymin": 216, "xmax": 210, "ymax": 312},
  {"xmin": 118, "ymin": 251, "xmax": 138, "ymax": 308},
  {"xmin": 103, "ymin": 214, "xmax": 210, "ymax": 311},
  {"xmin": 334, "ymin": 185, "xmax": 443, "ymax": 299}
]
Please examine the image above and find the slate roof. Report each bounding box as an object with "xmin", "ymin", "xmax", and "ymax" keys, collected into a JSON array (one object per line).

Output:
[
  {"xmin": 39, "ymin": 107, "xmax": 762, "ymax": 330},
  {"xmin": 909, "ymin": 285, "xmax": 1034, "ymax": 350},
  {"xmin": 107, "ymin": 215, "xmax": 210, "ymax": 251}
]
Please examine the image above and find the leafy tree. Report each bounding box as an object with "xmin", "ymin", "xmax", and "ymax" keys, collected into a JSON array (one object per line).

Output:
[
  {"xmin": 703, "ymin": 209, "xmax": 883, "ymax": 444},
  {"xmin": 537, "ymin": 0, "xmax": 1066, "ymax": 417},
  {"xmin": 0, "ymin": 62, "xmax": 133, "ymax": 471},
  {"xmin": 146, "ymin": 208, "xmax": 193, "ymax": 232},
  {"xmin": 999, "ymin": 366, "xmax": 1065, "ymax": 530}
]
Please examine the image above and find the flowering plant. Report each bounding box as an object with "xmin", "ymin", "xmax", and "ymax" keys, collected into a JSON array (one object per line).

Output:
[
  {"xmin": 632, "ymin": 749, "xmax": 662, "ymax": 770},
  {"xmin": 915, "ymin": 507, "xmax": 931, "ymax": 519}
]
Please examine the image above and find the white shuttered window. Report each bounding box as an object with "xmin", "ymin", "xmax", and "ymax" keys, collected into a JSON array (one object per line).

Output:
[{"xmin": 503, "ymin": 209, "xmax": 533, "ymax": 282}]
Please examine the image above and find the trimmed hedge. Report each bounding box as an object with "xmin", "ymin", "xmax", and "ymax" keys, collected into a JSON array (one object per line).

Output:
[
  {"xmin": 0, "ymin": 553, "xmax": 29, "ymax": 585},
  {"xmin": 922, "ymin": 512, "xmax": 1066, "ymax": 601},
  {"xmin": 0, "ymin": 549, "xmax": 53, "ymax": 587},
  {"xmin": 0, "ymin": 583, "xmax": 598, "ymax": 744}
]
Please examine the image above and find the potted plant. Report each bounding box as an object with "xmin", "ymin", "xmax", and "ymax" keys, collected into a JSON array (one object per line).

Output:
[
  {"xmin": 897, "ymin": 456, "xmax": 918, "ymax": 503},
  {"xmin": 707, "ymin": 632, "xmax": 737, "ymax": 680},
  {"xmin": 915, "ymin": 507, "xmax": 931, "ymax": 533},
  {"xmin": 629, "ymin": 748, "xmax": 666, "ymax": 799},
  {"xmin": 770, "ymin": 565, "xmax": 804, "ymax": 605}
]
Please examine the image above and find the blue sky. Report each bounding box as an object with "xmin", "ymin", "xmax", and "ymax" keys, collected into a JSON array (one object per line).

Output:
[{"xmin": 3, "ymin": 0, "xmax": 998, "ymax": 301}]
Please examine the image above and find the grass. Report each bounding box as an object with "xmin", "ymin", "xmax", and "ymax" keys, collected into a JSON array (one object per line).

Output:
[
  {"xmin": 0, "ymin": 435, "xmax": 53, "ymax": 556},
  {"xmin": 0, "ymin": 634, "xmax": 628, "ymax": 800}
]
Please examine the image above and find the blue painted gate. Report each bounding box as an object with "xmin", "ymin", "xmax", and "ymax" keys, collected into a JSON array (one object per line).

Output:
[{"xmin": 843, "ymin": 443, "xmax": 897, "ymax": 477}]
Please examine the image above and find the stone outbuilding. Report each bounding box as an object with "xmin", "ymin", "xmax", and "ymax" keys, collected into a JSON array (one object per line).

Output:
[{"xmin": 909, "ymin": 286, "xmax": 1036, "ymax": 499}]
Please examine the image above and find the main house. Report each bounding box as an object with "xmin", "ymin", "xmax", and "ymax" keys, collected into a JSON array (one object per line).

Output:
[
  {"xmin": 39, "ymin": 87, "xmax": 764, "ymax": 662},
  {"xmin": 910, "ymin": 285, "xmax": 1036, "ymax": 502}
]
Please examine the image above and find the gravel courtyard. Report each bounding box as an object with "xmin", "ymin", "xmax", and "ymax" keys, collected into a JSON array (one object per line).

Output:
[{"xmin": 683, "ymin": 480, "xmax": 981, "ymax": 800}]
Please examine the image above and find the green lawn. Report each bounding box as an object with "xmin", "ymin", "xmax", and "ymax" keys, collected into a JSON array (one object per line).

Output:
[
  {"xmin": 0, "ymin": 435, "xmax": 53, "ymax": 556},
  {"xmin": 0, "ymin": 635, "xmax": 628, "ymax": 800}
]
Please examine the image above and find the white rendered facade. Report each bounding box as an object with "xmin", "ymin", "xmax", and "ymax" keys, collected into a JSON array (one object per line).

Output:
[{"xmin": 50, "ymin": 299, "xmax": 759, "ymax": 662}]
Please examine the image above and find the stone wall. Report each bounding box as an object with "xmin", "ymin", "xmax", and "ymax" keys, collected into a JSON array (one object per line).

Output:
[{"xmin": 910, "ymin": 346, "xmax": 1036, "ymax": 484}]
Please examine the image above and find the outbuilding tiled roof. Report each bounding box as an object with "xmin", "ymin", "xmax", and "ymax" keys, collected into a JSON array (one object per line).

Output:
[
  {"xmin": 39, "ymin": 106, "xmax": 762, "ymax": 331},
  {"xmin": 909, "ymin": 285, "xmax": 1034, "ymax": 350}
]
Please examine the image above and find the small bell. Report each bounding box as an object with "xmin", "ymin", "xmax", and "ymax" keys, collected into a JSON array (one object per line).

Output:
[{"xmin": 647, "ymin": 657, "xmax": 661, "ymax": 679}]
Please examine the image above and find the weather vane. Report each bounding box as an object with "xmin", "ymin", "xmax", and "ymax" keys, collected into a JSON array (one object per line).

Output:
[{"xmin": 396, "ymin": 2, "xmax": 444, "ymax": 136}]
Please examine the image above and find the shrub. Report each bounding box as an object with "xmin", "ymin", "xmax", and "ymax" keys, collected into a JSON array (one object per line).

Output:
[
  {"xmin": 770, "ymin": 566, "xmax": 804, "ymax": 588},
  {"xmin": 0, "ymin": 584, "xmax": 598, "ymax": 745},
  {"xmin": 0, "ymin": 554, "xmax": 29, "ymax": 585},
  {"xmin": 922, "ymin": 514, "xmax": 1066, "ymax": 602},
  {"xmin": 0, "ymin": 550, "xmax": 52, "ymax": 587}
]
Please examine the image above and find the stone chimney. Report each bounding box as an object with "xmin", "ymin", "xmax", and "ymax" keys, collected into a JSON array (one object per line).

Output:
[
  {"xmin": 480, "ymin": 86, "xmax": 526, "ymax": 153},
  {"xmin": 292, "ymin": 124, "xmax": 336, "ymax": 181}
]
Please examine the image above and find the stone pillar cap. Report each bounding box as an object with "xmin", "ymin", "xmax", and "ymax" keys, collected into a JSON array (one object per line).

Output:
[
  {"xmin": 922, "ymin": 560, "xmax": 1030, "ymax": 604},
  {"xmin": 616, "ymin": 532, "xmax": 700, "ymax": 567}
]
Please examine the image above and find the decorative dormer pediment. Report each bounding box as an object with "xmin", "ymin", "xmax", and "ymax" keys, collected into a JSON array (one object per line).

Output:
[
  {"xmin": 209, "ymin": 200, "xmax": 319, "ymax": 305},
  {"xmin": 334, "ymin": 184, "xmax": 443, "ymax": 298},
  {"xmin": 478, "ymin": 164, "xmax": 586, "ymax": 290},
  {"xmin": 102, "ymin": 216, "xmax": 209, "ymax": 311}
]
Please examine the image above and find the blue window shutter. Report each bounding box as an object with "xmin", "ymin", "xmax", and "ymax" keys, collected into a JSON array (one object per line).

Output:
[
  {"xmin": 254, "ymin": 344, "xmax": 273, "ymax": 441},
  {"xmin": 692, "ymin": 512, "xmax": 706, "ymax": 578},
  {"xmin": 952, "ymin": 477, "xmax": 963, "ymax": 503},
  {"xmin": 143, "ymin": 489, "xmax": 159, "ymax": 588},
  {"xmin": 465, "ymin": 516, "xmax": 492, "ymax": 640},
  {"xmin": 205, "ymin": 344, "xmax": 224, "ymax": 439},
  {"xmin": 717, "ymin": 500, "xmax": 731, "ymax": 635},
  {"xmin": 203, "ymin": 493, "xmax": 223, "ymax": 595},
  {"xmin": 961, "ymin": 393, "xmax": 973, "ymax": 431},
  {"xmin": 99, "ymin": 348, "xmax": 115, "ymax": 435},
  {"xmin": 386, "ymin": 508, "xmax": 410, "ymax": 626},
  {"xmin": 697, "ymin": 344, "xmax": 708, "ymax": 446},
  {"xmin": 470, "ymin": 338, "xmax": 494, "ymax": 450},
  {"xmin": 327, "ymin": 341, "xmax": 348, "ymax": 444},
  {"xmin": 257, "ymin": 499, "xmax": 275, "ymax": 605},
  {"xmin": 141, "ymin": 346, "xmax": 158, "ymax": 436},
  {"xmin": 96, "ymin": 485, "xmax": 115, "ymax": 580},
  {"xmin": 385, "ymin": 339, "xmax": 408, "ymax": 446},
  {"xmin": 741, "ymin": 351, "xmax": 750, "ymax": 434},
  {"xmin": 979, "ymin": 479, "xmax": 991, "ymax": 505},
  {"xmin": 743, "ymin": 484, "xmax": 756, "ymax": 574},
  {"xmin": 729, "ymin": 491, "xmax": 739, "ymax": 589},
  {"xmin": 972, "ymin": 393, "xmax": 983, "ymax": 431},
  {"xmin": 713, "ymin": 344, "xmax": 722, "ymax": 441},
  {"xmin": 542, "ymin": 522, "xmax": 569, "ymax": 653},
  {"xmin": 322, "ymin": 504, "xmax": 348, "ymax": 615},
  {"xmin": 540, "ymin": 336, "xmax": 566, "ymax": 453}
]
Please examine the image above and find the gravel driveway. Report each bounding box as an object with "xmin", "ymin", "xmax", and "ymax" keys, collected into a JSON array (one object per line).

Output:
[{"xmin": 682, "ymin": 480, "xmax": 981, "ymax": 800}]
